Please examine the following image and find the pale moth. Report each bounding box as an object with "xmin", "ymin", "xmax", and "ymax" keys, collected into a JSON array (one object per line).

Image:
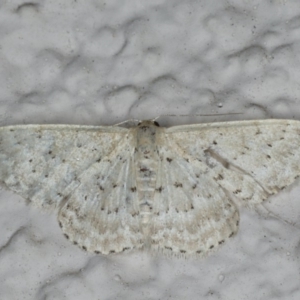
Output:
[{"xmin": 0, "ymin": 119, "xmax": 299, "ymax": 257}]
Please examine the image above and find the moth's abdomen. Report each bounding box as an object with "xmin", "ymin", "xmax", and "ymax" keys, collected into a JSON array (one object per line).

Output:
[{"xmin": 135, "ymin": 122, "xmax": 159, "ymax": 224}]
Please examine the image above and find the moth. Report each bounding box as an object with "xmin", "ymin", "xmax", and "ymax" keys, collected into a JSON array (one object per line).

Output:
[{"xmin": 0, "ymin": 119, "xmax": 299, "ymax": 257}]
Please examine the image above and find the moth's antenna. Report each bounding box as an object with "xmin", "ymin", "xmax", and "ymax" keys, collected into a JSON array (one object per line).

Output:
[
  {"xmin": 113, "ymin": 119, "xmax": 140, "ymax": 126},
  {"xmin": 152, "ymin": 116, "xmax": 160, "ymax": 122},
  {"xmin": 161, "ymin": 113, "xmax": 243, "ymax": 117},
  {"xmin": 153, "ymin": 113, "xmax": 243, "ymax": 122},
  {"xmin": 115, "ymin": 113, "xmax": 243, "ymax": 125}
]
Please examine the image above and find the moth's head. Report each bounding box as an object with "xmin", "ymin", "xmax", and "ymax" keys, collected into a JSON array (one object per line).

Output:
[{"xmin": 137, "ymin": 120, "xmax": 160, "ymax": 127}]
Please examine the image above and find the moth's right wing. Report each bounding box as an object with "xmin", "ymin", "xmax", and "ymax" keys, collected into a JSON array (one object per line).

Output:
[
  {"xmin": 164, "ymin": 119, "xmax": 300, "ymax": 205},
  {"xmin": 149, "ymin": 128, "xmax": 239, "ymax": 257},
  {"xmin": 149, "ymin": 119, "xmax": 300, "ymax": 257}
]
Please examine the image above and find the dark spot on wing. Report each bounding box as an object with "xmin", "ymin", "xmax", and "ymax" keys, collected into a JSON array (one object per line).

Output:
[
  {"xmin": 64, "ymin": 233, "xmax": 69, "ymax": 240},
  {"xmin": 217, "ymin": 174, "xmax": 223, "ymax": 180},
  {"xmin": 156, "ymin": 186, "xmax": 163, "ymax": 192},
  {"xmin": 82, "ymin": 246, "xmax": 87, "ymax": 251},
  {"xmin": 166, "ymin": 157, "xmax": 172, "ymax": 163},
  {"xmin": 209, "ymin": 245, "xmax": 214, "ymax": 249},
  {"xmin": 131, "ymin": 187, "xmax": 136, "ymax": 192},
  {"xmin": 218, "ymin": 240, "xmax": 225, "ymax": 245},
  {"xmin": 174, "ymin": 182, "xmax": 183, "ymax": 188}
]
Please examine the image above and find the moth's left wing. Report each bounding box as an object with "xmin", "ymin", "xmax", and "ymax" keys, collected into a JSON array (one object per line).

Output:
[
  {"xmin": 0, "ymin": 124, "xmax": 128, "ymax": 210},
  {"xmin": 58, "ymin": 139, "xmax": 144, "ymax": 255}
]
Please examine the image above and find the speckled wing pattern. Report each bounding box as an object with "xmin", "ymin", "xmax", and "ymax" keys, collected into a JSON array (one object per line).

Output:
[
  {"xmin": 0, "ymin": 124, "xmax": 144, "ymax": 254},
  {"xmin": 0, "ymin": 119, "xmax": 300, "ymax": 257},
  {"xmin": 150, "ymin": 137, "xmax": 239, "ymax": 256},
  {"xmin": 165, "ymin": 119, "xmax": 300, "ymax": 203},
  {"xmin": 0, "ymin": 125, "xmax": 128, "ymax": 209},
  {"xmin": 57, "ymin": 135, "xmax": 144, "ymax": 255},
  {"xmin": 149, "ymin": 119, "xmax": 300, "ymax": 256}
]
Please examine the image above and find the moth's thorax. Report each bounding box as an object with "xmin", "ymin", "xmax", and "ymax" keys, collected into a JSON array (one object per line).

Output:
[{"xmin": 134, "ymin": 122, "xmax": 160, "ymax": 223}]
